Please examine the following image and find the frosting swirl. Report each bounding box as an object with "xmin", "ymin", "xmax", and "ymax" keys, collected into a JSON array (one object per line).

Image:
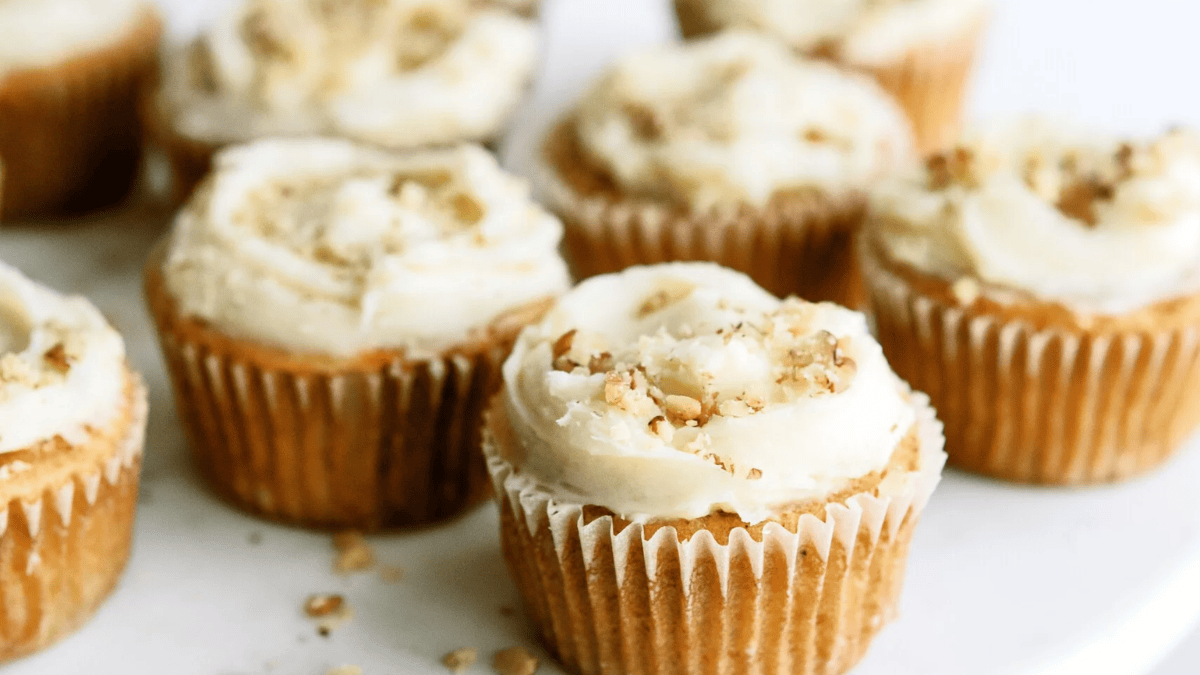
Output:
[
  {"xmin": 570, "ymin": 32, "xmax": 912, "ymax": 212},
  {"xmin": 158, "ymin": 0, "xmax": 538, "ymax": 147},
  {"xmin": 0, "ymin": 0, "xmax": 151, "ymax": 76},
  {"xmin": 500, "ymin": 262, "xmax": 916, "ymax": 522},
  {"xmin": 870, "ymin": 119, "xmax": 1200, "ymax": 314},
  {"xmin": 163, "ymin": 138, "xmax": 570, "ymax": 356},
  {"xmin": 0, "ymin": 262, "xmax": 128, "ymax": 454},
  {"xmin": 676, "ymin": 0, "xmax": 987, "ymax": 64}
]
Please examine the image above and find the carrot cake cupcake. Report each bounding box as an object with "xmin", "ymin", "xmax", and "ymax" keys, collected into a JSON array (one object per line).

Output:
[
  {"xmin": 486, "ymin": 262, "xmax": 945, "ymax": 675},
  {"xmin": 148, "ymin": 0, "xmax": 540, "ymax": 202},
  {"xmin": 862, "ymin": 119, "xmax": 1200, "ymax": 484},
  {"xmin": 673, "ymin": 0, "xmax": 987, "ymax": 154},
  {"xmin": 0, "ymin": 262, "xmax": 147, "ymax": 660},
  {"xmin": 0, "ymin": 0, "xmax": 161, "ymax": 219},
  {"xmin": 542, "ymin": 32, "xmax": 913, "ymax": 307},
  {"xmin": 145, "ymin": 137, "xmax": 569, "ymax": 530}
]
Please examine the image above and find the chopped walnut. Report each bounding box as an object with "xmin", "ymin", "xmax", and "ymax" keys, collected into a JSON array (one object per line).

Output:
[
  {"xmin": 443, "ymin": 648, "xmax": 478, "ymax": 674},
  {"xmin": 451, "ymin": 193, "xmax": 485, "ymax": 224},
  {"xmin": 624, "ymin": 102, "xmax": 665, "ymax": 141},
  {"xmin": 587, "ymin": 352, "xmax": 614, "ymax": 375},
  {"xmin": 926, "ymin": 147, "xmax": 976, "ymax": 189},
  {"xmin": 747, "ymin": 468, "xmax": 763, "ymax": 480},
  {"xmin": 551, "ymin": 330, "xmax": 578, "ymax": 372},
  {"xmin": 778, "ymin": 330, "xmax": 857, "ymax": 396},
  {"xmin": 1056, "ymin": 176, "xmax": 1114, "ymax": 226},
  {"xmin": 803, "ymin": 128, "xmax": 827, "ymax": 143},
  {"xmin": 648, "ymin": 415, "xmax": 673, "ymax": 442},
  {"xmin": 42, "ymin": 344, "xmax": 71, "ymax": 374},
  {"xmin": 304, "ymin": 594, "xmax": 345, "ymax": 617},
  {"xmin": 493, "ymin": 647, "xmax": 539, "ymax": 675},
  {"xmin": 332, "ymin": 531, "xmax": 374, "ymax": 573},
  {"xmin": 636, "ymin": 280, "xmax": 696, "ymax": 318},
  {"xmin": 717, "ymin": 399, "xmax": 752, "ymax": 417},
  {"xmin": 664, "ymin": 395, "xmax": 701, "ymax": 424}
]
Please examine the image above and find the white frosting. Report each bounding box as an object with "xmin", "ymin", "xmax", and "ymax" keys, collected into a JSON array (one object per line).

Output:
[
  {"xmin": 685, "ymin": 0, "xmax": 987, "ymax": 64},
  {"xmin": 572, "ymin": 32, "xmax": 912, "ymax": 212},
  {"xmin": 164, "ymin": 138, "xmax": 570, "ymax": 357},
  {"xmin": 872, "ymin": 119, "xmax": 1200, "ymax": 314},
  {"xmin": 501, "ymin": 263, "xmax": 917, "ymax": 523},
  {"xmin": 0, "ymin": 0, "xmax": 150, "ymax": 75},
  {"xmin": 158, "ymin": 0, "xmax": 538, "ymax": 147},
  {"xmin": 0, "ymin": 262, "xmax": 128, "ymax": 455}
]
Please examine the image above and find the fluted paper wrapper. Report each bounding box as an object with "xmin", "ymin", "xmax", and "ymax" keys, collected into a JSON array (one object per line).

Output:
[
  {"xmin": 862, "ymin": 245, "xmax": 1200, "ymax": 485},
  {"xmin": 485, "ymin": 398, "xmax": 945, "ymax": 675},
  {"xmin": 0, "ymin": 376, "xmax": 146, "ymax": 662},
  {"xmin": 673, "ymin": 0, "xmax": 984, "ymax": 155},
  {"xmin": 540, "ymin": 144, "xmax": 865, "ymax": 307},
  {"xmin": 145, "ymin": 259, "xmax": 529, "ymax": 530},
  {"xmin": 0, "ymin": 10, "xmax": 160, "ymax": 219}
]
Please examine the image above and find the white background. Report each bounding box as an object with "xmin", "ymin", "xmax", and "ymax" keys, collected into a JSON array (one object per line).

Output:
[{"xmin": 9, "ymin": 0, "xmax": 1200, "ymax": 672}]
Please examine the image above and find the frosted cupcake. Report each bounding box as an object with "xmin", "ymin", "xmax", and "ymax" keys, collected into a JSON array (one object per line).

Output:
[
  {"xmin": 673, "ymin": 0, "xmax": 986, "ymax": 154},
  {"xmin": 862, "ymin": 120, "xmax": 1200, "ymax": 484},
  {"xmin": 542, "ymin": 32, "xmax": 912, "ymax": 307},
  {"xmin": 148, "ymin": 0, "xmax": 540, "ymax": 201},
  {"xmin": 0, "ymin": 0, "xmax": 161, "ymax": 219},
  {"xmin": 145, "ymin": 138, "xmax": 569, "ymax": 529},
  {"xmin": 0, "ymin": 263, "xmax": 147, "ymax": 660},
  {"xmin": 486, "ymin": 263, "xmax": 945, "ymax": 675}
]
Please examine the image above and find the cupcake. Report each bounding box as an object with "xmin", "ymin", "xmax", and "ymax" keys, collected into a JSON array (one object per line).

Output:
[
  {"xmin": 541, "ymin": 32, "xmax": 913, "ymax": 307},
  {"xmin": 148, "ymin": 0, "xmax": 540, "ymax": 202},
  {"xmin": 862, "ymin": 120, "xmax": 1200, "ymax": 485},
  {"xmin": 673, "ymin": 0, "xmax": 987, "ymax": 154},
  {"xmin": 145, "ymin": 138, "xmax": 570, "ymax": 530},
  {"xmin": 0, "ymin": 262, "xmax": 147, "ymax": 660},
  {"xmin": 485, "ymin": 263, "xmax": 945, "ymax": 675},
  {"xmin": 0, "ymin": 0, "xmax": 161, "ymax": 219}
]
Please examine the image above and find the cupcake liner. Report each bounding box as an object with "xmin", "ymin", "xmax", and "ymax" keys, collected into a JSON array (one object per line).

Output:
[
  {"xmin": 672, "ymin": 0, "xmax": 984, "ymax": 156},
  {"xmin": 540, "ymin": 125, "xmax": 866, "ymax": 307},
  {"xmin": 855, "ymin": 17, "xmax": 986, "ymax": 156},
  {"xmin": 861, "ymin": 243, "xmax": 1200, "ymax": 485},
  {"xmin": 485, "ymin": 395, "xmax": 945, "ymax": 675},
  {"xmin": 0, "ymin": 373, "xmax": 146, "ymax": 661},
  {"xmin": 144, "ymin": 250, "xmax": 541, "ymax": 531},
  {"xmin": 0, "ymin": 9, "xmax": 161, "ymax": 220}
]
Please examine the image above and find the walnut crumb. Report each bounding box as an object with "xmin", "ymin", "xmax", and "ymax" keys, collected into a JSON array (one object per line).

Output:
[
  {"xmin": 43, "ymin": 343, "xmax": 71, "ymax": 374},
  {"xmin": 664, "ymin": 395, "xmax": 701, "ymax": 423},
  {"xmin": 551, "ymin": 329, "xmax": 578, "ymax": 372},
  {"xmin": 493, "ymin": 647, "xmax": 539, "ymax": 675},
  {"xmin": 747, "ymin": 468, "xmax": 763, "ymax": 480},
  {"xmin": 443, "ymin": 648, "xmax": 478, "ymax": 674},
  {"xmin": 587, "ymin": 352, "xmax": 614, "ymax": 375},
  {"xmin": 1056, "ymin": 176, "xmax": 1113, "ymax": 226},
  {"xmin": 332, "ymin": 531, "xmax": 374, "ymax": 573},
  {"xmin": 636, "ymin": 280, "xmax": 696, "ymax": 318},
  {"xmin": 648, "ymin": 415, "xmax": 673, "ymax": 442},
  {"xmin": 304, "ymin": 593, "xmax": 345, "ymax": 617}
]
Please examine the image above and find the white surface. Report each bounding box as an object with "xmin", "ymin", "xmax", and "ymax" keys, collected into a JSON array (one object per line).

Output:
[{"xmin": 5, "ymin": 0, "xmax": 1200, "ymax": 673}]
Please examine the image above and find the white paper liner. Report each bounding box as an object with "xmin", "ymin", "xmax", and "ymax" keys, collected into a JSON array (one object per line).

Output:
[
  {"xmin": 861, "ymin": 241, "xmax": 1200, "ymax": 484},
  {"xmin": 535, "ymin": 135, "xmax": 865, "ymax": 306},
  {"xmin": 0, "ymin": 372, "xmax": 146, "ymax": 662},
  {"xmin": 486, "ymin": 393, "xmax": 945, "ymax": 675}
]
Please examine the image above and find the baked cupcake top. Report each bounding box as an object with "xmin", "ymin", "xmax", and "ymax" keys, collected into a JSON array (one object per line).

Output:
[
  {"xmin": 567, "ymin": 32, "xmax": 912, "ymax": 213},
  {"xmin": 678, "ymin": 0, "xmax": 987, "ymax": 64},
  {"xmin": 870, "ymin": 120, "xmax": 1200, "ymax": 315},
  {"xmin": 0, "ymin": 0, "xmax": 152, "ymax": 74},
  {"xmin": 0, "ymin": 262, "xmax": 127, "ymax": 455},
  {"xmin": 158, "ymin": 0, "xmax": 538, "ymax": 146},
  {"xmin": 499, "ymin": 262, "xmax": 916, "ymax": 522},
  {"xmin": 163, "ymin": 138, "xmax": 570, "ymax": 357}
]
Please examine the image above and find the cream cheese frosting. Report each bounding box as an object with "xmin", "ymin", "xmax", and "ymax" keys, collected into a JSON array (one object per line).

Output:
[
  {"xmin": 871, "ymin": 119, "xmax": 1200, "ymax": 315},
  {"xmin": 500, "ymin": 262, "xmax": 917, "ymax": 523},
  {"xmin": 164, "ymin": 138, "xmax": 570, "ymax": 357},
  {"xmin": 0, "ymin": 262, "xmax": 128, "ymax": 455},
  {"xmin": 0, "ymin": 0, "xmax": 151, "ymax": 76},
  {"xmin": 158, "ymin": 0, "xmax": 538, "ymax": 146},
  {"xmin": 679, "ymin": 0, "xmax": 988, "ymax": 64},
  {"xmin": 570, "ymin": 32, "xmax": 913, "ymax": 213}
]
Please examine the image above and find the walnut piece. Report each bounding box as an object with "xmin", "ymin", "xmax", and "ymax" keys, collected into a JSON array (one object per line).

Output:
[
  {"xmin": 493, "ymin": 647, "xmax": 539, "ymax": 675},
  {"xmin": 551, "ymin": 329, "xmax": 578, "ymax": 372},
  {"xmin": 43, "ymin": 343, "xmax": 71, "ymax": 374},
  {"xmin": 1056, "ymin": 176, "xmax": 1114, "ymax": 226},
  {"xmin": 443, "ymin": 648, "xmax": 478, "ymax": 674},
  {"xmin": 332, "ymin": 531, "xmax": 374, "ymax": 573},
  {"xmin": 664, "ymin": 395, "xmax": 701, "ymax": 424},
  {"xmin": 304, "ymin": 593, "xmax": 345, "ymax": 617}
]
